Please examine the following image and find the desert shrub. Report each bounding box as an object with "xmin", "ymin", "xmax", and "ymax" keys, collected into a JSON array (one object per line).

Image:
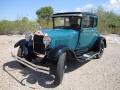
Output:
[
  {"xmin": 96, "ymin": 7, "xmax": 120, "ymax": 35},
  {"xmin": 0, "ymin": 17, "xmax": 39, "ymax": 35}
]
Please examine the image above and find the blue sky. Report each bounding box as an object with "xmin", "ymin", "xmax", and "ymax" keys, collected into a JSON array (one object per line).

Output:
[{"xmin": 0, "ymin": 0, "xmax": 120, "ymax": 20}]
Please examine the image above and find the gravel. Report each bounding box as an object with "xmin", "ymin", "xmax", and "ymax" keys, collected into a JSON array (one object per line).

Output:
[
  {"xmin": 104, "ymin": 34, "xmax": 120, "ymax": 44},
  {"xmin": 0, "ymin": 35, "xmax": 120, "ymax": 90}
]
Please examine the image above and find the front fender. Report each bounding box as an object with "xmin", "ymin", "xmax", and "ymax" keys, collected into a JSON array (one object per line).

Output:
[
  {"xmin": 14, "ymin": 39, "xmax": 33, "ymax": 48},
  {"xmin": 14, "ymin": 39, "xmax": 34, "ymax": 57},
  {"xmin": 47, "ymin": 45, "xmax": 73, "ymax": 62},
  {"xmin": 14, "ymin": 39, "xmax": 27, "ymax": 48}
]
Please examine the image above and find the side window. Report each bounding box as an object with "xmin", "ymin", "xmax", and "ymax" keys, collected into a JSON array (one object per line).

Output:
[
  {"xmin": 94, "ymin": 18, "xmax": 98, "ymax": 27},
  {"xmin": 82, "ymin": 16, "xmax": 94, "ymax": 28}
]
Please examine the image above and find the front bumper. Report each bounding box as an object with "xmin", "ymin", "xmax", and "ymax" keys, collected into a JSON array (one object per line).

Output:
[
  {"xmin": 12, "ymin": 54, "xmax": 49, "ymax": 74},
  {"xmin": 11, "ymin": 48, "xmax": 49, "ymax": 73}
]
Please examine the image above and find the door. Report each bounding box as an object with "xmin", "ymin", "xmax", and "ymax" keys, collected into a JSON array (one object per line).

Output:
[{"xmin": 77, "ymin": 16, "xmax": 98, "ymax": 51}]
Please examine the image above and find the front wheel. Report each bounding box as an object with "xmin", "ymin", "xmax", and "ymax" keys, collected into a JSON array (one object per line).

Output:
[
  {"xmin": 17, "ymin": 47, "xmax": 32, "ymax": 67},
  {"xmin": 95, "ymin": 41, "xmax": 104, "ymax": 59},
  {"xmin": 54, "ymin": 52, "xmax": 66, "ymax": 86}
]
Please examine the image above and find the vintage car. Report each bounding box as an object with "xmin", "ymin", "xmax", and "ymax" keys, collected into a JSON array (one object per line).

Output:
[{"xmin": 14, "ymin": 12, "xmax": 107, "ymax": 86}]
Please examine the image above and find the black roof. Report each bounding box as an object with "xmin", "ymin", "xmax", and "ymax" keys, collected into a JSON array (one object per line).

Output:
[{"xmin": 53, "ymin": 12, "xmax": 97, "ymax": 17}]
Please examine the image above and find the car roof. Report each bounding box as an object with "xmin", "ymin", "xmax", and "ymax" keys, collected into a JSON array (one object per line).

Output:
[{"xmin": 52, "ymin": 12, "xmax": 98, "ymax": 18}]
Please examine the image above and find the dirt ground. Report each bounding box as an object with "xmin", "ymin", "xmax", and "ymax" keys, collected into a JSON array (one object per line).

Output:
[{"xmin": 0, "ymin": 35, "xmax": 120, "ymax": 90}]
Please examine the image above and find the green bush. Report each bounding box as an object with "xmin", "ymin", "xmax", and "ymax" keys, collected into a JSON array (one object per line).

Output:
[
  {"xmin": 0, "ymin": 17, "xmax": 39, "ymax": 35},
  {"xmin": 96, "ymin": 7, "xmax": 120, "ymax": 35}
]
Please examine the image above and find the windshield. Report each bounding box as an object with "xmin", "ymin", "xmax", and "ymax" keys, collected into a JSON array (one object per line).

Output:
[{"xmin": 53, "ymin": 16, "xmax": 81, "ymax": 29}]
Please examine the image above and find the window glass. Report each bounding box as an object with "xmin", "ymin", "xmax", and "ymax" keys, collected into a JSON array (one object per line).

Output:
[
  {"xmin": 54, "ymin": 17, "xmax": 65, "ymax": 27},
  {"xmin": 82, "ymin": 16, "xmax": 94, "ymax": 28},
  {"xmin": 94, "ymin": 18, "xmax": 98, "ymax": 27},
  {"xmin": 53, "ymin": 16, "xmax": 81, "ymax": 29}
]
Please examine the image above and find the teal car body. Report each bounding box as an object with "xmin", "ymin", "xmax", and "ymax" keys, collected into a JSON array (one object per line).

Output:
[
  {"xmin": 41, "ymin": 27, "xmax": 100, "ymax": 51},
  {"xmin": 38, "ymin": 12, "xmax": 101, "ymax": 53},
  {"xmin": 15, "ymin": 12, "xmax": 107, "ymax": 58},
  {"xmin": 42, "ymin": 29, "xmax": 79, "ymax": 49}
]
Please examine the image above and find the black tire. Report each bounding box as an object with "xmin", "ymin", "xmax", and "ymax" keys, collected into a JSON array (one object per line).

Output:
[
  {"xmin": 95, "ymin": 41, "xmax": 104, "ymax": 59},
  {"xmin": 17, "ymin": 47, "xmax": 32, "ymax": 67},
  {"xmin": 54, "ymin": 52, "xmax": 66, "ymax": 86}
]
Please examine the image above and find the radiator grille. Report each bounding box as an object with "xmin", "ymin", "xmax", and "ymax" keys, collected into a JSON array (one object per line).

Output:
[{"xmin": 33, "ymin": 35, "xmax": 45, "ymax": 54}]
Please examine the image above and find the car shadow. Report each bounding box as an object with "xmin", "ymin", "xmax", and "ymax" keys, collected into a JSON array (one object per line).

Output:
[
  {"xmin": 65, "ymin": 59, "xmax": 90, "ymax": 73},
  {"xmin": 3, "ymin": 59, "xmax": 90, "ymax": 88}
]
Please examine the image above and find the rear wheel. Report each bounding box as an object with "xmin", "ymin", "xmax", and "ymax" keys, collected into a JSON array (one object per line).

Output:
[
  {"xmin": 54, "ymin": 52, "xmax": 66, "ymax": 86},
  {"xmin": 17, "ymin": 47, "xmax": 32, "ymax": 67},
  {"xmin": 95, "ymin": 41, "xmax": 104, "ymax": 59}
]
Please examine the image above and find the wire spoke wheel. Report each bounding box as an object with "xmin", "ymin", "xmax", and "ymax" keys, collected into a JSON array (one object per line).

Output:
[
  {"xmin": 96, "ymin": 41, "xmax": 104, "ymax": 59},
  {"xmin": 17, "ymin": 47, "xmax": 32, "ymax": 67}
]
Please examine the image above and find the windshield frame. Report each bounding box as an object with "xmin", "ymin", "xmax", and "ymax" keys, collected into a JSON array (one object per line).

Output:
[{"xmin": 52, "ymin": 16, "xmax": 82, "ymax": 30}]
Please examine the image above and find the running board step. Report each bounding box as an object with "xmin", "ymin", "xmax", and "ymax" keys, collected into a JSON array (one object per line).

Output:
[{"xmin": 77, "ymin": 51, "xmax": 98, "ymax": 62}]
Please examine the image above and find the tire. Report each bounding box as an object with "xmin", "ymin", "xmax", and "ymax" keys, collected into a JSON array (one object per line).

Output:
[
  {"xmin": 17, "ymin": 47, "xmax": 32, "ymax": 67},
  {"xmin": 54, "ymin": 52, "xmax": 66, "ymax": 86},
  {"xmin": 95, "ymin": 40, "xmax": 104, "ymax": 59}
]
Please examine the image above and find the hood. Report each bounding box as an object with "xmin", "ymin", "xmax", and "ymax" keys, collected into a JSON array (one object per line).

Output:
[
  {"xmin": 41, "ymin": 29, "xmax": 77, "ymax": 39},
  {"xmin": 39, "ymin": 29, "xmax": 78, "ymax": 49}
]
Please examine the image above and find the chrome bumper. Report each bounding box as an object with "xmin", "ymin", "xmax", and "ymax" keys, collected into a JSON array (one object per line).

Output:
[{"xmin": 11, "ymin": 54, "xmax": 49, "ymax": 74}]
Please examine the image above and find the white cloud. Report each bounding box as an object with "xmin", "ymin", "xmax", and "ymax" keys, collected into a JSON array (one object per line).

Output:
[
  {"xmin": 103, "ymin": 0, "xmax": 120, "ymax": 12},
  {"xmin": 59, "ymin": 1, "xmax": 120, "ymax": 15},
  {"xmin": 59, "ymin": 10, "xmax": 66, "ymax": 12},
  {"xmin": 76, "ymin": 8, "xmax": 81, "ymax": 12},
  {"xmin": 76, "ymin": 4, "xmax": 96, "ymax": 12},
  {"xmin": 110, "ymin": 0, "xmax": 120, "ymax": 8}
]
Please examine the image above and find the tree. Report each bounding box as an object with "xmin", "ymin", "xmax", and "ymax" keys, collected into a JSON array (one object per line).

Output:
[
  {"xmin": 21, "ymin": 17, "xmax": 29, "ymax": 23},
  {"xmin": 36, "ymin": 6, "xmax": 54, "ymax": 28}
]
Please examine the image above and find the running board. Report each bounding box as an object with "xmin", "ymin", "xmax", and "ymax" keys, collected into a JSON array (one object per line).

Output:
[
  {"xmin": 12, "ymin": 55, "xmax": 49, "ymax": 74},
  {"xmin": 77, "ymin": 51, "xmax": 99, "ymax": 62}
]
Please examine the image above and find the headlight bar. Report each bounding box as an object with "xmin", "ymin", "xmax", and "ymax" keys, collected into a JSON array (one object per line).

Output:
[
  {"xmin": 43, "ymin": 33, "xmax": 51, "ymax": 47},
  {"xmin": 25, "ymin": 32, "xmax": 33, "ymax": 41}
]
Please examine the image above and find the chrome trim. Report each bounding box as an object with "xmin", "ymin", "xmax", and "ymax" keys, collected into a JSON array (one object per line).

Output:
[
  {"xmin": 76, "ymin": 52, "xmax": 99, "ymax": 62},
  {"xmin": 12, "ymin": 55, "xmax": 49, "ymax": 74},
  {"xmin": 34, "ymin": 52, "xmax": 45, "ymax": 58}
]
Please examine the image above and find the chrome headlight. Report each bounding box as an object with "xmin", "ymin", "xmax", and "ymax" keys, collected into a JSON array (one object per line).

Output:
[
  {"xmin": 43, "ymin": 33, "xmax": 51, "ymax": 46},
  {"xmin": 25, "ymin": 32, "xmax": 33, "ymax": 41}
]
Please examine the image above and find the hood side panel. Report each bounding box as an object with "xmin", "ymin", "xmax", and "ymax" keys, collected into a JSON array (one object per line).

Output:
[{"xmin": 41, "ymin": 29, "xmax": 78, "ymax": 50}]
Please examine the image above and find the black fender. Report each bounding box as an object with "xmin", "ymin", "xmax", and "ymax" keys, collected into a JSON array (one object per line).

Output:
[
  {"xmin": 14, "ymin": 39, "xmax": 27, "ymax": 48},
  {"xmin": 14, "ymin": 39, "xmax": 33, "ymax": 48},
  {"xmin": 46, "ymin": 45, "xmax": 75, "ymax": 63},
  {"xmin": 14, "ymin": 39, "xmax": 34, "ymax": 57},
  {"xmin": 93, "ymin": 36, "xmax": 107, "ymax": 52}
]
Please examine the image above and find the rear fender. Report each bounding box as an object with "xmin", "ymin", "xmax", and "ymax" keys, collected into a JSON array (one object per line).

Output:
[{"xmin": 93, "ymin": 36, "xmax": 107, "ymax": 52}]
